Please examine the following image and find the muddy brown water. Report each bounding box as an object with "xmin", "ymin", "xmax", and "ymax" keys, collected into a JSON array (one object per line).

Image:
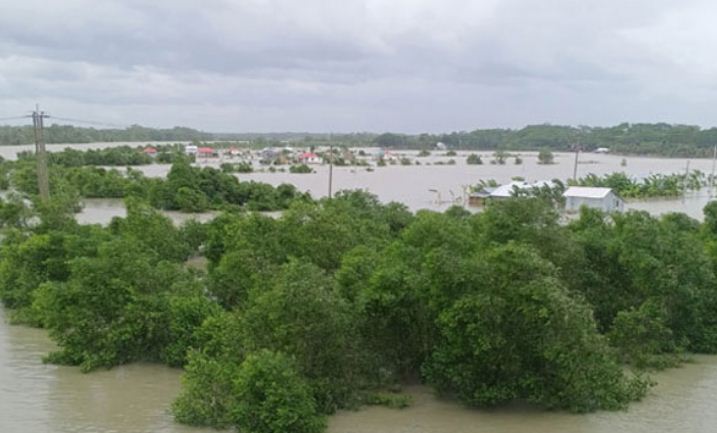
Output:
[{"xmin": 2, "ymin": 307, "xmax": 717, "ymax": 433}]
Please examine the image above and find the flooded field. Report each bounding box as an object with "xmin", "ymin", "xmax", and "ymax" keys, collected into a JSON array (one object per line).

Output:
[{"xmin": 0, "ymin": 141, "xmax": 711, "ymax": 219}]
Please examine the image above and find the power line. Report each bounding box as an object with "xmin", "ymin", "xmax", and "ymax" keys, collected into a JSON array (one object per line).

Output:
[
  {"xmin": 0, "ymin": 115, "xmax": 27, "ymax": 122},
  {"xmin": 49, "ymin": 116, "xmax": 131, "ymax": 129}
]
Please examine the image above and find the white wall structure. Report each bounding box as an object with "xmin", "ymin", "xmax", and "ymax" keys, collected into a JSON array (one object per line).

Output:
[{"xmin": 563, "ymin": 187, "xmax": 624, "ymax": 213}]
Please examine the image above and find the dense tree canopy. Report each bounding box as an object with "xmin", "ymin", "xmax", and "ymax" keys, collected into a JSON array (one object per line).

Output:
[{"xmin": 5, "ymin": 187, "xmax": 717, "ymax": 432}]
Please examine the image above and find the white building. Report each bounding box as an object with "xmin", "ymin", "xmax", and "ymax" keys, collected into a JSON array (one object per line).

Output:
[
  {"xmin": 563, "ymin": 187, "xmax": 624, "ymax": 213},
  {"xmin": 185, "ymin": 144, "xmax": 198, "ymax": 155}
]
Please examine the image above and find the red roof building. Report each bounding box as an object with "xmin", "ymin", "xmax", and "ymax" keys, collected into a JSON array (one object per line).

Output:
[
  {"xmin": 298, "ymin": 152, "xmax": 322, "ymax": 164},
  {"xmin": 143, "ymin": 146, "xmax": 158, "ymax": 155}
]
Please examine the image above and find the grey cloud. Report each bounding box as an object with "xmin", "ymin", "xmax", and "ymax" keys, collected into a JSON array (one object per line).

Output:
[{"xmin": 0, "ymin": 0, "xmax": 715, "ymax": 132}]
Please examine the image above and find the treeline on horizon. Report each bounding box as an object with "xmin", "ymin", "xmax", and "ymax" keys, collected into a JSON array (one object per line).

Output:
[
  {"xmin": 3, "ymin": 122, "xmax": 717, "ymax": 157},
  {"xmin": 0, "ymin": 124, "xmax": 212, "ymax": 145}
]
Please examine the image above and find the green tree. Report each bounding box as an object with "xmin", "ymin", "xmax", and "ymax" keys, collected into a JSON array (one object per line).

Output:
[
  {"xmin": 232, "ymin": 350, "xmax": 325, "ymax": 433},
  {"xmin": 240, "ymin": 259, "xmax": 363, "ymax": 413},
  {"xmin": 424, "ymin": 244, "xmax": 648, "ymax": 412},
  {"xmin": 608, "ymin": 300, "xmax": 679, "ymax": 369},
  {"xmin": 37, "ymin": 238, "xmax": 193, "ymax": 371},
  {"xmin": 538, "ymin": 149, "xmax": 555, "ymax": 164},
  {"xmin": 466, "ymin": 154, "xmax": 482, "ymax": 165},
  {"xmin": 175, "ymin": 187, "xmax": 210, "ymax": 212},
  {"xmin": 491, "ymin": 150, "xmax": 508, "ymax": 164},
  {"xmin": 172, "ymin": 351, "xmax": 241, "ymax": 428}
]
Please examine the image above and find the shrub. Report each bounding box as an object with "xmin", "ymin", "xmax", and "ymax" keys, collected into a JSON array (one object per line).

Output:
[
  {"xmin": 233, "ymin": 350, "xmax": 325, "ymax": 433},
  {"xmin": 466, "ymin": 154, "xmax": 482, "ymax": 165},
  {"xmin": 172, "ymin": 351, "xmax": 241, "ymax": 428},
  {"xmin": 538, "ymin": 149, "xmax": 554, "ymax": 164},
  {"xmin": 290, "ymin": 164, "xmax": 313, "ymax": 174}
]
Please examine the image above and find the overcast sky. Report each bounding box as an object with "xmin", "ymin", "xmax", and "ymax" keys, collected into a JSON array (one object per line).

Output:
[{"xmin": 1, "ymin": 0, "xmax": 715, "ymax": 133}]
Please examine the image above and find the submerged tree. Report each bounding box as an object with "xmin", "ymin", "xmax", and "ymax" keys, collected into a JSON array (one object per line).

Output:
[
  {"xmin": 424, "ymin": 244, "xmax": 649, "ymax": 412},
  {"xmin": 538, "ymin": 149, "xmax": 555, "ymax": 164}
]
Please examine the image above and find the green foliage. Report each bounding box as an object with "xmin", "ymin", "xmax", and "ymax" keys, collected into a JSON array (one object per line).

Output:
[
  {"xmin": 7, "ymin": 156, "xmax": 306, "ymax": 213},
  {"xmin": 491, "ymin": 150, "xmax": 508, "ymax": 164},
  {"xmin": 466, "ymin": 153, "xmax": 482, "ymax": 165},
  {"xmin": 571, "ymin": 171, "xmax": 706, "ymax": 198},
  {"xmin": 423, "ymin": 244, "xmax": 649, "ymax": 412},
  {"xmin": 368, "ymin": 123, "xmax": 717, "ymax": 157},
  {"xmin": 240, "ymin": 259, "xmax": 362, "ymax": 413},
  {"xmin": 233, "ymin": 350, "xmax": 326, "ymax": 433},
  {"xmin": 37, "ymin": 239, "xmax": 194, "ymax": 371},
  {"xmin": 220, "ymin": 161, "xmax": 253, "ymax": 173},
  {"xmin": 361, "ymin": 391, "xmax": 412, "ymax": 409},
  {"xmin": 159, "ymin": 290, "xmax": 222, "ymax": 367},
  {"xmin": 6, "ymin": 173, "xmax": 717, "ymax": 427},
  {"xmin": 172, "ymin": 351, "xmax": 242, "ymax": 428},
  {"xmin": 109, "ymin": 198, "xmax": 191, "ymax": 262},
  {"xmin": 704, "ymin": 201, "xmax": 717, "ymax": 236},
  {"xmin": 46, "ymin": 146, "xmax": 153, "ymax": 166},
  {"xmin": 175, "ymin": 187, "xmax": 210, "ymax": 212},
  {"xmin": 538, "ymin": 149, "xmax": 554, "ymax": 164},
  {"xmin": 0, "ymin": 194, "xmax": 32, "ymax": 229},
  {"xmin": 289, "ymin": 164, "xmax": 313, "ymax": 173},
  {"xmin": 0, "ymin": 125, "xmax": 211, "ymax": 145},
  {"xmin": 608, "ymin": 301, "xmax": 682, "ymax": 369},
  {"xmin": 571, "ymin": 209, "xmax": 717, "ymax": 352}
]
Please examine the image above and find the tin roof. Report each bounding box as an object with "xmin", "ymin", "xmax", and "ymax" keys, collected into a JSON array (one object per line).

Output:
[{"xmin": 563, "ymin": 186, "xmax": 613, "ymax": 199}]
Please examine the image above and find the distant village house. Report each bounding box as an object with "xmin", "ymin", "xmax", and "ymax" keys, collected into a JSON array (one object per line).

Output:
[
  {"xmin": 298, "ymin": 152, "xmax": 322, "ymax": 165},
  {"xmin": 563, "ymin": 187, "xmax": 624, "ymax": 213},
  {"xmin": 197, "ymin": 146, "xmax": 217, "ymax": 158}
]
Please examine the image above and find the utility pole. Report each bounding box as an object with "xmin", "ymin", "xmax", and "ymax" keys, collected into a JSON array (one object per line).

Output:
[
  {"xmin": 710, "ymin": 144, "xmax": 716, "ymax": 198},
  {"xmin": 572, "ymin": 140, "xmax": 580, "ymax": 181},
  {"xmin": 683, "ymin": 159, "xmax": 691, "ymax": 204},
  {"xmin": 328, "ymin": 143, "xmax": 334, "ymax": 199},
  {"xmin": 31, "ymin": 105, "xmax": 50, "ymax": 201}
]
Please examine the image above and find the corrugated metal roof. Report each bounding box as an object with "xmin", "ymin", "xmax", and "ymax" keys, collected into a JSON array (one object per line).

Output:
[
  {"xmin": 489, "ymin": 180, "xmax": 555, "ymax": 198},
  {"xmin": 490, "ymin": 181, "xmax": 529, "ymax": 197},
  {"xmin": 563, "ymin": 186, "xmax": 613, "ymax": 198}
]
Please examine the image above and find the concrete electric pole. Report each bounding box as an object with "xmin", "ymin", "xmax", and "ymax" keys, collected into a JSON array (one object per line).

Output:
[{"xmin": 31, "ymin": 105, "xmax": 50, "ymax": 201}]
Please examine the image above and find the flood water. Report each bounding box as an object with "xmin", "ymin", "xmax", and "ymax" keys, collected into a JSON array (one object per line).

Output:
[
  {"xmin": 0, "ymin": 142, "xmax": 714, "ymax": 219},
  {"xmin": 108, "ymin": 150, "xmax": 717, "ymax": 220},
  {"xmin": 76, "ymin": 198, "xmax": 217, "ymax": 226},
  {"xmin": 0, "ymin": 308, "xmax": 213, "ymax": 433},
  {"xmin": 3, "ymin": 305, "xmax": 717, "ymax": 433}
]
